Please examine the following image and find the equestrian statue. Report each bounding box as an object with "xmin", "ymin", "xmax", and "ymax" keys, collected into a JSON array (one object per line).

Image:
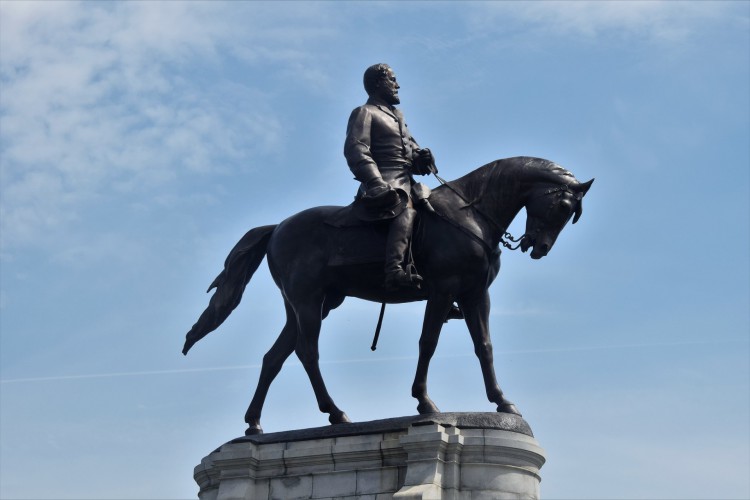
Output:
[{"xmin": 182, "ymin": 64, "xmax": 593, "ymax": 435}]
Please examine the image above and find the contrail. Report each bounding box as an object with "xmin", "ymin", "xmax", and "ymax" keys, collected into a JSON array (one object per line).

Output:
[
  {"xmin": 1, "ymin": 338, "xmax": 745, "ymax": 384},
  {"xmin": 0, "ymin": 365, "xmax": 263, "ymax": 383},
  {"xmin": 0, "ymin": 356, "xmax": 415, "ymax": 384}
]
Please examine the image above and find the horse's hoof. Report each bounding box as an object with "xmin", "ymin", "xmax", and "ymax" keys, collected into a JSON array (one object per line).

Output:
[
  {"xmin": 329, "ymin": 411, "xmax": 352, "ymax": 425},
  {"xmin": 497, "ymin": 401, "xmax": 522, "ymax": 416},
  {"xmin": 245, "ymin": 424, "xmax": 264, "ymax": 435},
  {"xmin": 417, "ymin": 400, "xmax": 440, "ymax": 414}
]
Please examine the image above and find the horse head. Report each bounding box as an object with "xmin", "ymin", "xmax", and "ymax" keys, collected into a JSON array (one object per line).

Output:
[{"xmin": 520, "ymin": 177, "xmax": 594, "ymax": 259}]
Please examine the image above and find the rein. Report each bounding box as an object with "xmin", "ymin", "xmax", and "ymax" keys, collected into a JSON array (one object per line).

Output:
[
  {"xmin": 431, "ymin": 172, "xmax": 526, "ymax": 251},
  {"xmin": 370, "ymin": 167, "xmax": 528, "ymax": 351}
]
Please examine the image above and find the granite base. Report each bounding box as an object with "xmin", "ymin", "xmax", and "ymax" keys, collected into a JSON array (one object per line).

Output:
[{"xmin": 193, "ymin": 412, "xmax": 546, "ymax": 500}]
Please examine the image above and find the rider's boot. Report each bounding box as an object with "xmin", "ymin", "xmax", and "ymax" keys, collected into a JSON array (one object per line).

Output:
[{"xmin": 384, "ymin": 207, "xmax": 423, "ymax": 290}]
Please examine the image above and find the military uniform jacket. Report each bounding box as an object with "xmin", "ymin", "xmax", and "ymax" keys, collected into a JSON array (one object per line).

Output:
[{"xmin": 344, "ymin": 96, "xmax": 421, "ymax": 196}]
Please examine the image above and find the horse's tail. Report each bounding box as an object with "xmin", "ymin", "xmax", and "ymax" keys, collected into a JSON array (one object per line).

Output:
[{"xmin": 182, "ymin": 224, "xmax": 277, "ymax": 355}]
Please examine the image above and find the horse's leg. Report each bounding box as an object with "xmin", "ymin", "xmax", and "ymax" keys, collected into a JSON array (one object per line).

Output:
[
  {"xmin": 411, "ymin": 294, "xmax": 454, "ymax": 414},
  {"xmin": 460, "ymin": 291, "xmax": 521, "ymax": 416},
  {"xmin": 294, "ymin": 296, "xmax": 351, "ymax": 425},
  {"xmin": 244, "ymin": 298, "xmax": 298, "ymax": 435}
]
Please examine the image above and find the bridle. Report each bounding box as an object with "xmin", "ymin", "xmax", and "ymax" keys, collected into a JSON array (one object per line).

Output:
[
  {"xmin": 432, "ymin": 172, "xmax": 577, "ymax": 251},
  {"xmin": 537, "ymin": 183, "xmax": 583, "ymax": 224}
]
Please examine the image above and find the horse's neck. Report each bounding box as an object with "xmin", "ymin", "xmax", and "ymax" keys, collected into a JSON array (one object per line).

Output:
[{"xmin": 448, "ymin": 162, "xmax": 526, "ymax": 234}]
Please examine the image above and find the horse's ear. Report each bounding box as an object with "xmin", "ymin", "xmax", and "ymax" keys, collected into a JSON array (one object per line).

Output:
[
  {"xmin": 572, "ymin": 179, "xmax": 593, "ymax": 224},
  {"xmin": 575, "ymin": 178, "xmax": 594, "ymax": 198}
]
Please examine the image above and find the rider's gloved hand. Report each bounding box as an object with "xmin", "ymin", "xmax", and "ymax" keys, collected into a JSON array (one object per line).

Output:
[
  {"xmin": 363, "ymin": 177, "xmax": 392, "ymax": 199},
  {"xmin": 413, "ymin": 148, "xmax": 437, "ymax": 175}
]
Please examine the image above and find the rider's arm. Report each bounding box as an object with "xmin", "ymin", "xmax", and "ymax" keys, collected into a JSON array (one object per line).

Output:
[{"xmin": 344, "ymin": 106, "xmax": 389, "ymax": 193}]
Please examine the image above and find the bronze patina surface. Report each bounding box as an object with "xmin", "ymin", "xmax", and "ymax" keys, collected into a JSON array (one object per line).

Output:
[{"xmin": 183, "ymin": 151, "xmax": 593, "ymax": 436}]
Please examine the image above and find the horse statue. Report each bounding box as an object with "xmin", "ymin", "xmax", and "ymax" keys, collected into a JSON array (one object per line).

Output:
[{"xmin": 183, "ymin": 156, "xmax": 593, "ymax": 435}]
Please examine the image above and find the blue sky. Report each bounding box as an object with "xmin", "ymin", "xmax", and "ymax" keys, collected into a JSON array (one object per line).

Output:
[{"xmin": 1, "ymin": 1, "xmax": 748, "ymax": 498}]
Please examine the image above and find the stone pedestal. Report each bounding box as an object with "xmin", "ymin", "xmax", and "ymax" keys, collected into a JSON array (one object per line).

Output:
[{"xmin": 193, "ymin": 412, "xmax": 545, "ymax": 500}]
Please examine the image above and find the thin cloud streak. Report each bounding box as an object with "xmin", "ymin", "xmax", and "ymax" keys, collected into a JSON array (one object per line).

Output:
[
  {"xmin": 465, "ymin": 0, "xmax": 742, "ymax": 42},
  {"xmin": 2, "ymin": 338, "xmax": 744, "ymax": 384},
  {"xmin": 0, "ymin": 364, "xmax": 264, "ymax": 384}
]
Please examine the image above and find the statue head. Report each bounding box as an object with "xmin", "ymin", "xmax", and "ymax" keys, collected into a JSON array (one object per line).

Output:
[{"xmin": 364, "ymin": 63, "xmax": 400, "ymax": 105}]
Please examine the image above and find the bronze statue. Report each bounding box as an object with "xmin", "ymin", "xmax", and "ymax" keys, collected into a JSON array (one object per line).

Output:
[
  {"xmin": 183, "ymin": 151, "xmax": 593, "ymax": 435},
  {"xmin": 344, "ymin": 63, "xmax": 436, "ymax": 290}
]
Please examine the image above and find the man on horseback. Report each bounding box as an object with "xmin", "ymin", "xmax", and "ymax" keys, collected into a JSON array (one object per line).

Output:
[{"xmin": 344, "ymin": 63, "xmax": 436, "ymax": 290}]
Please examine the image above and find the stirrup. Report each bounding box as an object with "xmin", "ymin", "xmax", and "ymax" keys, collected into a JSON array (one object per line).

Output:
[{"xmin": 384, "ymin": 269, "xmax": 423, "ymax": 290}]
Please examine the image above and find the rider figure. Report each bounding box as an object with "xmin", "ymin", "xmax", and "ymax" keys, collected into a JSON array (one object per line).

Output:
[{"xmin": 344, "ymin": 63, "xmax": 436, "ymax": 290}]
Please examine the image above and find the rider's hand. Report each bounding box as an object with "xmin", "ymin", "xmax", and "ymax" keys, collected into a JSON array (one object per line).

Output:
[
  {"xmin": 414, "ymin": 148, "xmax": 437, "ymax": 175},
  {"xmin": 363, "ymin": 177, "xmax": 392, "ymax": 198}
]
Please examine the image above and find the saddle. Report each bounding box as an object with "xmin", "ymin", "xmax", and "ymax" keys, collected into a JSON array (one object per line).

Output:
[
  {"xmin": 324, "ymin": 198, "xmax": 397, "ymax": 267},
  {"xmin": 324, "ymin": 181, "xmax": 492, "ymax": 268},
  {"xmin": 324, "ymin": 187, "xmax": 415, "ymax": 267}
]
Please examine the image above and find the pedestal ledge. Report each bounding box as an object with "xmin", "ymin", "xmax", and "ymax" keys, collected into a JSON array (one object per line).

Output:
[
  {"xmin": 233, "ymin": 411, "xmax": 534, "ymax": 445},
  {"xmin": 194, "ymin": 412, "xmax": 545, "ymax": 500}
]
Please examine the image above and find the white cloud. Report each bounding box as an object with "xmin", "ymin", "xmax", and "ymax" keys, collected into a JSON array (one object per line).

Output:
[
  {"xmin": 0, "ymin": 1, "xmax": 337, "ymax": 254},
  {"xmin": 4, "ymin": 0, "xmax": 741, "ymax": 257},
  {"xmin": 467, "ymin": 0, "xmax": 744, "ymax": 43}
]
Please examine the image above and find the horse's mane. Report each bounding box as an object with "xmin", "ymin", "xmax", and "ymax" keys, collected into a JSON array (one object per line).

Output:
[
  {"xmin": 514, "ymin": 156, "xmax": 577, "ymax": 185},
  {"xmin": 443, "ymin": 156, "xmax": 577, "ymax": 203}
]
